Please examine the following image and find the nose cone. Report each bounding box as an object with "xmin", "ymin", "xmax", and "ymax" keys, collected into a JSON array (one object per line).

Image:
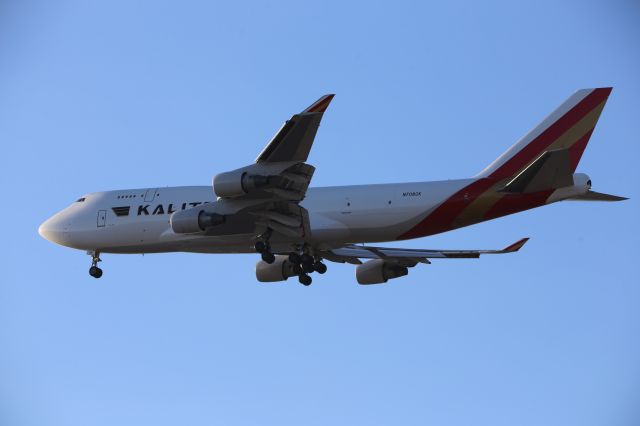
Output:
[{"xmin": 38, "ymin": 215, "xmax": 70, "ymax": 245}]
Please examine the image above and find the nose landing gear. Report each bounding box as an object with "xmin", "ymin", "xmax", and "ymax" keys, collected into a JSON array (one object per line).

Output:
[
  {"xmin": 89, "ymin": 266, "xmax": 103, "ymax": 278},
  {"xmin": 88, "ymin": 251, "xmax": 103, "ymax": 278}
]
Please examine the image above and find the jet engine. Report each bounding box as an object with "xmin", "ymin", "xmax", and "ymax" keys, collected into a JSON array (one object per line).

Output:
[
  {"xmin": 356, "ymin": 260, "xmax": 409, "ymax": 285},
  {"xmin": 213, "ymin": 170, "xmax": 272, "ymax": 198},
  {"xmin": 256, "ymin": 255, "xmax": 300, "ymax": 282},
  {"xmin": 170, "ymin": 208, "xmax": 225, "ymax": 234}
]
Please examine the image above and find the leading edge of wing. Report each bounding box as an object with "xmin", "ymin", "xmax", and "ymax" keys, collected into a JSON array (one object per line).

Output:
[{"xmin": 329, "ymin": 238, "xmax": 530, "ymax": 261}]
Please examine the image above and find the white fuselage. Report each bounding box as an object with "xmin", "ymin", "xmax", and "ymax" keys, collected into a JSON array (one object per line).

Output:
[
  {"xmin": 38, "ymin": 179, "xmax": 474, "ymax": 255},
  {"xmin": 39, "ymin": 171, "xmax": 592, "ymax": 257}
]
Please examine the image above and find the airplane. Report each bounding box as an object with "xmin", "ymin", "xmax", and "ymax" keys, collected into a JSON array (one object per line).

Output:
[{"xmin": 39, "ymin": 88, "xmax": 626, "ymax": 285}]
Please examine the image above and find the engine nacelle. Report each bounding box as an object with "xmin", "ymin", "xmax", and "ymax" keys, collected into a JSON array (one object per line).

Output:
[
  {"xmin": 170, "ymin": 208, "xmax": 225, "ymax": 234},
  {"xmin": 356, "ymin": 260, "xmax": 409, "ymax": 285},
  {"xmin": 256, "ymin": 255, "xmax": 299, "ymax": 282},
  {"xmin": 213, "ymin": 170, "xmax": 271, "ymax": 198}
]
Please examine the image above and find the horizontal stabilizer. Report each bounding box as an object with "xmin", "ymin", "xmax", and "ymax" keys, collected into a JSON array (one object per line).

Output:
[{"xmin": 568, "ymin": 190, "xmax": 628, "ymax": 202}]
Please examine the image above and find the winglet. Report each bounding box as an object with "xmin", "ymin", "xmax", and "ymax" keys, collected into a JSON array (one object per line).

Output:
[
  {"xmin": 502, "ymin": 238, "xmax": 530, "ymax": 253},
  {"xmin": 303, "ymin": 94, "xmax": 335, "ymax": 113}
]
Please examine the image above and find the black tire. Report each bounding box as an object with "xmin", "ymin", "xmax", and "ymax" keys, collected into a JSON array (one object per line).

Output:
[
  {"xmin": 254, "ymin": 241, "xmax": 266, "ymax": 253},
  {"xmin": 298, "ymin": 274, "xmax": 312, "ymax": 286},
  {"xmin": 313, "ymin": 262, "xmax": 327, "ymax": 274},
  {"xmin": 261, "ymin": 251, "xmax": 275, "ymax": 264},
  {"xmin": 302, "ymin": 261, "xmax": 315, "ymax": 273},
  {"xmin": 300, "ymin": 253, "xmax": 314, "ymax": 265},
  {"xmin": 288, "ymin": 252, "xmax": 301, "ymax": 264},
  {"xmin": 89, "ymin": 266, "xmax": 103, "ymax": 278}
]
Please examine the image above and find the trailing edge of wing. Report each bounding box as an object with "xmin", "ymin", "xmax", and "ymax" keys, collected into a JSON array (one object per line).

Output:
[{"xmin": 326, "ymin": 238, "xmax": 530, "ymax": 263}]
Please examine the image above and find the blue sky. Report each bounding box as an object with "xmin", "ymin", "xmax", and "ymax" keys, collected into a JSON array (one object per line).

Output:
[{"xmin": 1, "ymin": 1, "xmax": 639, "ymax": 425}]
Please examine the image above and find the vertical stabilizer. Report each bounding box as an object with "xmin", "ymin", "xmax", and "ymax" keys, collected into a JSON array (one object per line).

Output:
[{"xmin": 478, "ymin": 88, "xmax": 612, "ymax": 180}]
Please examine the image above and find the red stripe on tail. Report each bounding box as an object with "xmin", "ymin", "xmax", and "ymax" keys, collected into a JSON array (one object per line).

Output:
[{"xmin": 488, "ymin": 87, "xmax": 611, "ymax": 179}]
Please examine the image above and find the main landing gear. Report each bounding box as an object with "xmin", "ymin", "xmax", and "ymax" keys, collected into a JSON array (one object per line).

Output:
[
  {"xmin": 298, "ymin": 273, "xmax": 312, "ymax": 286},
  {"xmin": 255, "ymin": 240, "xmax": 275, "ymax": 264},
  {"xmin": 287, "ymin": 251, "xmax": 327, "ymax": 286},
  {"xmin": 88, "ymin": 251, "xmax": 103, "ymax": 278},
  {"xmin": 255, "ymin": 229, "xmax": 277, "ymax": 264},
  {"xmin": 254, "ymin": 233, "xmax": 327, "ymax": 286}
]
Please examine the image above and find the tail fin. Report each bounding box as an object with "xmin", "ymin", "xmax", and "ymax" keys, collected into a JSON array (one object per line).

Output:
[{"xmin": 478, "ymin": 88, "xmax": 612, "ymax": 180}]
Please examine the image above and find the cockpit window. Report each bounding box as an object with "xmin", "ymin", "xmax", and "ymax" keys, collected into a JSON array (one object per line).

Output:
[{"xmin": 76, "ymin": 197, "xmax": 86, "ymax": 202}]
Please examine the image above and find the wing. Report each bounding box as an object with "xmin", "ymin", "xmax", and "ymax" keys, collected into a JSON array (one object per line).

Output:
[
  {"xmin": 256, "ymin": 94, "xmax": 335, "ymax": 163},
  {"xmin": 322, "ymin": 238, "xmax": 530, "ymax": 266},
  {"xmin": 198, "ymin": 95, "xmax": 335, "ymax": 240}
]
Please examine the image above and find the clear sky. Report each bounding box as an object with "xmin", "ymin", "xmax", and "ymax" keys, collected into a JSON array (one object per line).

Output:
[{"xmin": 1, "ymin": 1, "xmax": 639, "ymax": 425}]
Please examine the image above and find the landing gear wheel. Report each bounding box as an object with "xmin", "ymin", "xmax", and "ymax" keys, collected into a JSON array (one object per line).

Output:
[
  {"xmin": 298, "ymin": 274, "xmax": 312, "ymax": 286},
  {"xmin": 292, "ymin": 263, "xmax": 303, "ymax": 275},
  {"xmin": 300, "ymin": 253, "xmax": 315, "ymax": 273},
  {"xmin": 87, "ymin": 251, "xmax": 103, "ymax": 279},
  {"xmin": 261, "ymin": 251, "xmax": 276, "ymax": 264},
  {"xmin": 301, "ymin": 261, "xmax": 315, "ymax": 273},
  {"xmin": 255, "ymin": 241, "xmax": 268, "ymax": 253},
  {"xmin": 313, "ymin": 261, "xmax": 327, "ymax": 274},
  {"xmin": 89, "ymin": 266, "xmax": 103, "ymax": 278},
  {"xmin": 288, "ymin": 252, "xmax": 301, "ymax": 264}
]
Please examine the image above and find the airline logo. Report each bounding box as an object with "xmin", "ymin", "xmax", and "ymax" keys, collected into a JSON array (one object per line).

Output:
[{"xmin": 111, "ymin": 202, "xmax": 206, "ymax": 217}]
